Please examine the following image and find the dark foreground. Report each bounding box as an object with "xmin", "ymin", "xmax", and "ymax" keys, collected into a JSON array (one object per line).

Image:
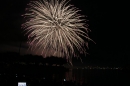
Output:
[
  {"xmin": 0, "ymin": 52, "xmax": 130, "ymax": 86},
  {"xmin": 0, "ymin": 66, "xmax": 130, "ymax": 86}
]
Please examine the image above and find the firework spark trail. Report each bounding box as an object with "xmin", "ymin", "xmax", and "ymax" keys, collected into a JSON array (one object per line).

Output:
[{"xmin": 22, "ymin": 0, "xmax": 93, "ymax": 64}]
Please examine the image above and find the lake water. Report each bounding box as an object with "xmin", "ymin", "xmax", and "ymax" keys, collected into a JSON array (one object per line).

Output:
[{"xmin": 0, "ymin": 67, "xmax": 130, "ymax": 86}]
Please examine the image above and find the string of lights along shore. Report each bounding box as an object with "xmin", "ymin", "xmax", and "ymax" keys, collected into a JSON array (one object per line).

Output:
[{"xmin": 22, "ymin": 0, "xmax": 94, "ymax": 65}]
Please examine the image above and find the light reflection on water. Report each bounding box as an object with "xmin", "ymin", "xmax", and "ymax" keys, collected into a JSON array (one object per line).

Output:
[
  {"xmin": 0, "ymin": 68, "xmax": 130, "ymax": 86},
  {"xmin": 64, "ymin": 69, "xmax": 127, "ymax": 85}
]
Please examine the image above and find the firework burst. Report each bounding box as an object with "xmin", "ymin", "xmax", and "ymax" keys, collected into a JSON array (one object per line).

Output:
[{"xmin": 22, "ymin": 0, "xmax": 93, "ymax": 64}]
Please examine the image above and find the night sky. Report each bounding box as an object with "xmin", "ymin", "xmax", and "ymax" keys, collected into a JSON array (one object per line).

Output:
[{"xmin": 0, "ymin": 0, "xmax": 129, "ymax": 66}]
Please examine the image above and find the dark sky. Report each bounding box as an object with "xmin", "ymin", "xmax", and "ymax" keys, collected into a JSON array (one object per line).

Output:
[{"xmin": 0, "ymin": 0, "xmax": 129, "ymax": 65}]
